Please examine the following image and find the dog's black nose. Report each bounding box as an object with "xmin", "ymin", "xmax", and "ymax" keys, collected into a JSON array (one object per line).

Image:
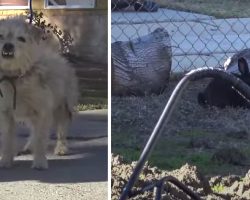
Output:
[
  {"xmin": 2, "ymin": 43, "xmax": 15, "ymax": 58},
  {"xmin": 3, "ymin": 43, "xmax": 14, "ymax": 52}
]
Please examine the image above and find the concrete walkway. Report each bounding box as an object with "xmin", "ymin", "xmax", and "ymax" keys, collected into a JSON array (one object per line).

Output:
[
  {"xmin": 112, "ymin": 8, "xmax": 215, "ymax": 24},
  {"xmin": 112, "ymin": 9, "xmax": 250, "ymax": 72},
  {"xmin": 0, "ymin": 109, "xmax": 108, "ymax": 200}
]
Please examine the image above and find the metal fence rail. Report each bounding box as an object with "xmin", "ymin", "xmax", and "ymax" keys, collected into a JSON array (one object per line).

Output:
[{"xmin": 111, "ymin": 0, "xmax": 250, "ymax": 73}]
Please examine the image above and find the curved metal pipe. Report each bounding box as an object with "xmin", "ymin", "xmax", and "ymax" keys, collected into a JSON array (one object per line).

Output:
[
  {"xmin": 154, "ymin": 176, "xmax": 202, "ymax": 200},
  {"xmin": 119, "ymin": 67, "xmax": 250, "ymax": 200}
]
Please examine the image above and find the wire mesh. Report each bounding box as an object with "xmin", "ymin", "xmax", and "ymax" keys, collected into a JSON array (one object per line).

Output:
[{"xmin": 111, "ymin": 0, "xmax": 250, "ymax": 73}]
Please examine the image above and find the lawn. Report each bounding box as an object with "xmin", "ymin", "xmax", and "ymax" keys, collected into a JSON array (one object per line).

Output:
[{"xmin": 112, "ymin": 128, "xmax": 250, "ymax": 176}]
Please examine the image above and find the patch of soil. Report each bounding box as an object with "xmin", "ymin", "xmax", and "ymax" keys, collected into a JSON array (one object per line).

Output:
[
  {"xmin": 112, "ymin": 154, "xmax": 250, "ymax": 200},
  {"xmin": 112, "ymin": 79, "xmax": 250, "ymax": 136}
]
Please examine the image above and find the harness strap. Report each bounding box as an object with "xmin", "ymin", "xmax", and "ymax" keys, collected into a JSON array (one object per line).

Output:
[{"xmin": 0, "ymin": 76, "xmax": 18, "ymax": 110}]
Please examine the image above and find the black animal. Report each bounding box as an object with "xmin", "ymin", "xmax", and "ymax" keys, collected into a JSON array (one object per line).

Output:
[{"xmin": 198, "ymin": 57, "xmax": 250, "ymax": 108}]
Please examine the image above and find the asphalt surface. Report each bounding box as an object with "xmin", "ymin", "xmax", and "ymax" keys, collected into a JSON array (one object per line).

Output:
[{"xmin": 0, "ymin": 109, "xmax": 108, "ymax": 200}]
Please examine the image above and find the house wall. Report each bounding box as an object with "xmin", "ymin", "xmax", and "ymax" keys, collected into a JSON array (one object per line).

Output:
[{"xmin": 0, "ymin": 0, "xmax": 108, "ymax": 64}]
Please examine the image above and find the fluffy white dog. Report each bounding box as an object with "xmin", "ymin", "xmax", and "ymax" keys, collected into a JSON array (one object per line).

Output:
[{"xmin": 0, "ymin": 17, "xmax": 78, "ymax": 169}]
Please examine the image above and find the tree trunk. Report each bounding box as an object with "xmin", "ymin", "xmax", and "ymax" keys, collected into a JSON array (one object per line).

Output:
[{"xmin": 112, "ymin": 28, "xmax": 172, "ymax": 96}]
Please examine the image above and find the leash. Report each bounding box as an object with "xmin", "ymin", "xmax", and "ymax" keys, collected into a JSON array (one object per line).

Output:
[{"xmin": 29, "ymin": 0, "xmax": 33, "ymax": 24}]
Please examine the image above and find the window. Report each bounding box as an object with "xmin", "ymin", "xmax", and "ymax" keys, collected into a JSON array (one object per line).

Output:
[
  {"xmin": 45, "ymin": 0, "xmax": 95, "ymax": 9},
  {"xmin": 0, "ymin": 0, "xmax": 29, "ymax": 9}
]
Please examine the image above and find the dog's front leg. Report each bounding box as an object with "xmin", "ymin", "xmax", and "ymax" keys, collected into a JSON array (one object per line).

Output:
[
  {"xmin": 0, "ymin": 111, "xmax": 15, "ymax": 168},
  {"xmin": 54, "ymin": 114, "xmax": 70, "ymax": 156},
  {"xmin": 30, "ymin": 114, "xmax": 51, "ymax": 170}
]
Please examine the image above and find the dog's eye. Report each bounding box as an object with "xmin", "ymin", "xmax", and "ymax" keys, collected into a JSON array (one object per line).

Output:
[{"xmin": 17, "ymin": 36, "xmax": 26, "ymax": 43}]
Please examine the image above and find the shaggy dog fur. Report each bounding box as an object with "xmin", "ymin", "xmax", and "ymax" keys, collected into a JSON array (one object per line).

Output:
[{"xmin": 0, "ymin": 17, "xmax": 78, "ymax": 169}]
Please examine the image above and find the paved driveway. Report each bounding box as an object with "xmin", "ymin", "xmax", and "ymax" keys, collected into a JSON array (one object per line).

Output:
[{"xmin": 0, "ymin": 110, "xmax": 108, "ymax": 200}]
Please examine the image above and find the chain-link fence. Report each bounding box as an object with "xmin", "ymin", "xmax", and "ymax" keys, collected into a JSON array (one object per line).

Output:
[{"xmin": 111, "ymin": 0, "xmax": 250, "ymax": 73}]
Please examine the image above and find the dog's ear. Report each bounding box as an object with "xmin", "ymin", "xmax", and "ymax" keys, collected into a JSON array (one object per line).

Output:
[{"xmin": 238, "ymin": 57, "xmax": 249, "ymax": 75}]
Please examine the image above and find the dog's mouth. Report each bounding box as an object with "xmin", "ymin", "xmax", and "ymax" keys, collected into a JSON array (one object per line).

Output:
[
  {"xmin": 2, "ymin": 50, "xmax": 14, "ymax": 59},
  {"xmin": 2, "ymin": 43, "xmax": 15, "ymax": 59}
]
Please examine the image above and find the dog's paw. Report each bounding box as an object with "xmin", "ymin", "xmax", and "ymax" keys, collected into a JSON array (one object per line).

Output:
[
  {"xmin": 32, "ymin": 157, "xmax": 48, "ymax": 170},
  {"xmin": 0, "ymin": 157, "xmax": 14, "ymax": 168},
  {"xmin": 54, "ymin": 143, "xmax": 68, "ymax": 156}
]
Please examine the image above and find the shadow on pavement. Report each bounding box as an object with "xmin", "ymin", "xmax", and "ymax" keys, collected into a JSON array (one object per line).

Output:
[
  {"xmin": 0, "ymin": 110, "xmax": 108, "ymax": 184},
  {"xmin": 0, "ymin": 139, "xmax": 107, "ymax": 183}
]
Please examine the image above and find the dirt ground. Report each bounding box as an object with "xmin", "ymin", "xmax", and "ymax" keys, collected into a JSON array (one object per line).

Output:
[
  {"xmin": 112, "ymin": 78, "xmax": 250, "ymax": 199},
  {"xmin": 112, "ymin": 78, "xmax": 250, "ymax": 137},
  {"xmin": 112, "ymin": 154, "xmax": 250, "ymax": 200}
]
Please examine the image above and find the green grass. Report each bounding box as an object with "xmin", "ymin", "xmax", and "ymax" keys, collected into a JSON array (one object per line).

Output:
[
  {"xmin": 76, "ymin": 103, "xmax": 107, "ymax": 111},
  {"xmin": 112, "ymin": 129, "xmax": 142, "ymax": 162},
  {"xmin": 212, "ymin": 183, "xmax": 225, "ymax": 193},
  {"xmin": 149, "ymin": 144, "xmax": 221, "ymax": 174},
  {"xmin": 77, "ymin": 92, "xmax": 107, "ymax": 111},
  {"xmin": 178, "ymin": 130, "xmax": 209, "ymax": 137},
  {"xmin": 112, "ymin": 130, "xmax": 249, "ymax": 175},
  {"xmin": 157, "ymin": 0, "xmax": 250, "ymax": 18}
]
